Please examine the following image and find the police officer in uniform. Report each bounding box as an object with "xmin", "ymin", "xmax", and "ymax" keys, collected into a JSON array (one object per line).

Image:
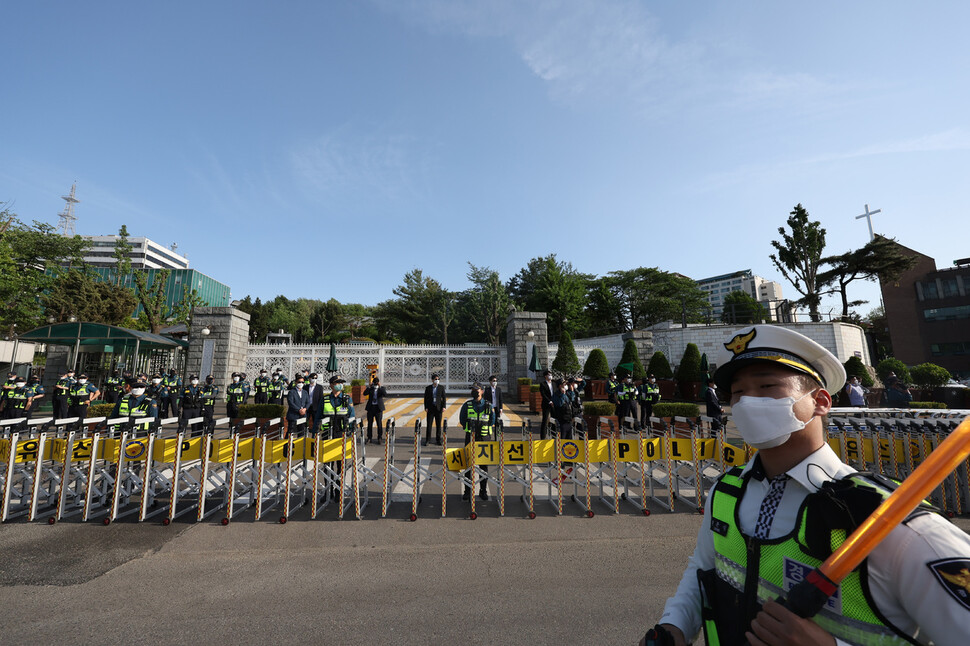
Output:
[
  {"xmin": 110, "ymin": 379, "xmax": 159, "ymax": 427},
  {"xmin": 615, "ymin": 373, "xmax": 637, "ymax": 428},
  {"xmin": 317, "ymin": 376, "xmax": 355, "ymax": 439},
  {"xmin": 225, "ymin": 372, "xmax": 246, "ymax": 419},
  {"xmin": 1, "ymin": 372, "xmax": 18, "ymax": 417},
  {"xmin": 459, "ymin": 382, "xmax": 494, "ymax": 501},
  {"xmin": 239, "ymin": 372, "xmax": 251, "ymax": 404},
  {"xmin": 103, "ymin": 370, "xmax": 123, "ymax": 404},
  {"xmin": 162, "ymin": 368, "xmax": 182, "ymax": 418},
  {"xmin": 253, "ymin": 370, "xmax": 270, "ymax": 404},
  {"xmin": 643, "ymin": 325, "xmax": 970, "ymax": 646},
  {"xmin": 53, "ymin": 368, "xmax": 74, "ymax": 419},
  {"xmin": 637, "ymin": 374, "xmax": 660, "ymax": 427},
  {"xmin": 4, "ymin": 377, "xmax": 33, "ymax": 421},
  {"xmin": 179, "ymin": 374, "xmax": 204, "ymax": 434},
  {"xmin": 267, "ymin": 372, "xmax": 284, "ymax": 406},
  {"xmin": 201, "ymin": 375, "xmax": 219, "ymax": 433},
  {"xmin": 606, "ymin": 370, "xmax": 619, "ymax": 405},
  {"xmin": 67, "ymin": 373, "xmax": 100, "ymax": 421},
  {"xmin": 25, "ymin": 375, "xmax": 44, "ymax": 418}
]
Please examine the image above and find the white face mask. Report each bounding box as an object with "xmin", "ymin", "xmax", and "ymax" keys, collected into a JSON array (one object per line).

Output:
[
  {"xmin": 191, "ymin": 379, "xmax": 199, "ymax": 386},
  {"xmin": 296, "ymin": 383, "xmax": 304, "ymax": 389},
  {"xmin": 232, "ymin": 377, "xmax": 239, "ymax": 382},
  {"xmin": 333, "ymin": 384, "xmax": 343, "ymax": 392},
  {"xmin": 730, "ymin": 392, "xmax": 816, "ymax": 450},
  {"xmin": 433, "ymin": 380, "xmax": 439, "ymax": 385},
  {"xmin": 131, "ymin": 388, "xmax": 146, "ymax": 397},
  {"xmin": 16, "ymin": 382, "xmax": 26, "ymax": 389},
  {"xmin": 78, "ymin": 379, "xmax": 88, "ymax": 385}
]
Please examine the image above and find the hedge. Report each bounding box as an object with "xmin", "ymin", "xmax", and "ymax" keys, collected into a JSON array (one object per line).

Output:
[
  {"xmin": 530, "ymin": 384, "xmax": 541, "ymax": 392},
  {"xmin": 675, "ymin": 343, "xmax": 703, "ymax": 382},
  {"xmin": 909, "ymin": 401, "xmax": 946, "ymax": 409},
  {"xmin": 517, "ymin": 377, "xmax": 533, "ymax": 386},
  {"xmin": 350, "ymin": 379, "xmax": 366, "ymax": 387},
  {"xmin": 237, "ymin": 404, "xmax": 285, "ymax": 418},
  {"xmin": 87, "ymin": 403, "xmax": 115, "ymax": 418},
  {"xmin": 647, "ymin": 351, "xmax": 673, "ymax": 379},
  {"xmin": 876, "ymin": 358, "xmax": 910, "ymax": 385},
  {"xmin": 654, "ymin": 402, "xmax": 700, "ymax": 418},
  {"xmin": 583, "ymin": 348, "xmax": 610, "ymax": 379},
  {"xmin": 552, "ymin": 331, "xmax": 582, "ymax": 376},
  {"xmin": 909, "ymin": 363, "xmax": 952, "ymax": 388},
  {"xmin": 583, "ymin": 401, "xmax": 616, "ymax": 416}
]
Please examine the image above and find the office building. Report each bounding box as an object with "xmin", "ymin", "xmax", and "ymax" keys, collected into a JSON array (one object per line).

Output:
[{"xmin": 695, "ymin": 269, "xmax": 785, "ymax": 320}]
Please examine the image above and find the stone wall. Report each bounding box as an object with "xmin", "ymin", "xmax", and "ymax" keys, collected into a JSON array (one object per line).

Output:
[
  {"xmin": 186, "ymin": 307, "xmax": 250, "ymax": 387},
  {"xmin": 505, "ymin": 311, "xmax": 548, "ymax": 391}
]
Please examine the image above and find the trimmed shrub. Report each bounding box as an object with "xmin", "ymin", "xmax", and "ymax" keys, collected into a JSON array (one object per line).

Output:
[
  {"xmin": 583, "ymin": 401, "xmax": 616, "ymax": 416},
  {"xmin": 583, "ymin": 348, "xmax": 610, "ymax": 379},
  {"xmin": 88, "ymin": 403, "xmax": 115, "ymax": 418},
  {"xmin": 909, "ymin": 401, "xmax": 946, "ymax": 409},
  {"xmin": 350, "ymin": 379, "xmax": 366, "ymax": 387},
  {"xmin": 654, "ymin": 402, "xmax": 700, "ymax": 418},
  {"xmin": 647, "ymin": 351, "xmax": 673, "ymax": 379},
  {"xmin": 618, "ymin": 339, "xmax": 646, "ymax": 380},
  {"xmin": 876, "ymin": 358, "xmax": 910, "ymax": 385},
  {"xmin": 675, "ymin": 343, "xmax": 703, "ymax": 382},
  {"xmin": 517, "ymin": 377, "xmax": 533, "ymax": 386},
  {"xmin": 843, "ymin": 356, "xmax": 874, "ymax": 388},
  {"xmin": 552, "ymin": 331, "xmax": 582, "ymax": 376},
  {"xmin": 909, "ymin": 363, "xmax": 952, "ymax": 388},
  {"xmin": 530, "ymin": 384, "xmax": 541, "ymax": 392},
  {"xmin": 238, "ymin": 403, "xmax": 285, "ymax": 418}
]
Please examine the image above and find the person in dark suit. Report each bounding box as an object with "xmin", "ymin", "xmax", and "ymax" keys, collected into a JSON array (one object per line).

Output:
[
  {"xmin": 285, "ymin": 376, "xmax": 311, "ymax": 437},
  {"xmin": 483, "ymin": 375, "xmax": 503, "ymax": 430},
  {"xmin": 704, "ymin": 378, "xmax": 723, "ymax": 432},
  {"xmin": 363, "ymin": 377, "xmax": 387, "ymax": 444},
  {"xmin": 423, "ymin": 374, "xmax": 446, "ymax": 446},
  {"xmin": 304, "ymin": 373, "xmax": 324, "ymax": 432},
  {"xmin": 539, "ymin": 370, "xmax": 556, "ymax": 440}
]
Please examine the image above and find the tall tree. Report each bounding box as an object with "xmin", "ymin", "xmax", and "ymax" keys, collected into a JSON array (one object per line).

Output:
[
  {"xmin": 817, "ymin": 235, "xmax": 919, "ymax": 317},
  {"xmin": 112, "ymin": 224, "xmax": 133, "ymax": 287},
  {"xmin": 310, "ymin": 298, "xmax": 347, "ymax": 342},
  {"xmin": 375, "ymin": 269, "xmax": 455, "ymax": 343},
  {"xmin": 600, "ymin": 267, "xmax": 710, "ymax": 330},
  {"xmin": 720, "ymin": 290, "xmax": 769, "ymax": 324},
  {"xmin": 43, "ymin": 269, "xmax": 138, "ymax": 325},
  {"xmin": 770, "ymin": 204, "xmax": 827, "ymax": 321},
  {"xmin": 466, "ymin": 263, "xmax": 512, "ymax": 344},
  {"xmin": 507, "ymin": 255, "xmax": 589, "ymax": 335}
]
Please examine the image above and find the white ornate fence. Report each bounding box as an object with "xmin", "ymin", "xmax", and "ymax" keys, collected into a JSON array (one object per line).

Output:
[{"xmin": 245, "ymin": 343, "xmax": 506, "ymax": 394}]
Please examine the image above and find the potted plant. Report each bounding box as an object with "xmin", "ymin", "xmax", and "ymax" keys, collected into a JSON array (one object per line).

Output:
[
  {"xmin": 529, "ymin": 383, "xmax": 542, "ymax": 413},
  {"xmin": 350, "ymin": 378, "xmax": 366, "ymax": 405},
  {"xmin": 582, "ymin": 400, "xmax": 616, "ymax": 440},
  {"xmin": 674, "ymin": 343, "xmax": 703, "ymax": 401},
  {"xmin": 653, "ymin": 402, "xmax": 700, "ymax": 433},
  {"xmin": 647, "ymin": 351, "xmax": 677, "ymax": 400},
  {"xmin": 582, "ymin": 348, "xmax": 610, "ymax": 400},
  {"xmin": 517, "ymin": 377, "xmax": 532, "ymax": 404},
  {"xmin": 910, "ymin": 362, "xmax": 952, "ymax": 405}
]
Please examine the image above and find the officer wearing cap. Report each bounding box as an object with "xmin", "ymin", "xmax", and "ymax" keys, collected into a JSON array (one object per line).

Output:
[
  {"xmin": 459, "ymin": 382, "xmax": 495, "ymax": 501},
  {"xmin": 1, "ymin": 372, "xmax": 18, "ymax": 417},
  {"xmin": 53, "ymin": 368, "xmax": 74, "ymax": 419},
  {"xmin": 179, "ymin": 374, "xmax": 204, "ymax": 434},
  {"xmin": 615, "ymin": 372, "xmax": 637, "ymax": 428},
  {"xmin": 103, "ymin": 370, "xmax": 124, "ymax": 404},
  {"xmin": 637, "ymin": 374, "xmax": 660, "ymax": 427},
  {"xmin": 110, "ymin": 379, "xmax": 159, "ymax": 426},
  {"xmin": 317, "ymin": 376, "xmax": 355, "ymax": 438},
  {"xmin": 25, "ymin": 375, "xmax": 44, "ymax": 418},
  {"xmin": 225, "ymin": 372, "xmax": 246, "ymax": 419},
  {"xmin": 146, "ymin": 374, "xmax": 167, "ymax": 411},
  {"xmin": 267, "ymin": 371, "xmax": 284, "ymax": 406},
  {"xmin": 643, "ymin": 325, "xmax": 970, "ymax": 646},
  {"xmin": 162, "ymin": 368, "xmax": 182, "ymax": 418},
  {"xmin": 4, "ymin": 376, "xmax": 33, "ymax": 420},
  {"xmin": 253, "ymin": 369, "xmax": 270, "ymax": 405},
  {"xmin": 201, "ymin": 375, "xmax": 219, "ymax": 432},
  {"xmin": 67, "ymin": 373, "xmax": 100, "ymax": 420}
]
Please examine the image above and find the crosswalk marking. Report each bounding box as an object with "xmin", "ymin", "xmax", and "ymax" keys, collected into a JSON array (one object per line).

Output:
[{"xmin": 370, "ymin": 397, "xmax": 526, "ymax": 429}]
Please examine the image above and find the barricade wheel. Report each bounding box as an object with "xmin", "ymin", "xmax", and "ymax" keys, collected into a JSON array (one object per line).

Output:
[
  {"xmin": 279, "ymin": 516, "xmax": 287, "ymax": 524},
  {"xmin": 621, "ymin": 493, "xmax": 627, "ymax": 500},
  {"xmin": 221, "ymin": 517, "xmax": 230, "ymax": 526},
  {"xmin": 162, "ymin": 517, "xmax": 171, "ymax": 526},
  {"xmin": 697, "ymin": 507, "xmax": 705, "ymax": 515},
  {"xmin": 409, "ymin": 513, "xmax": 417, "ymax": 522},
  {"xmin": 102, "ymin": 518, "xmax": 111, "ymax": 526},
  {"xmin": 643, "ymin": 509, "xmax": 651, "ymax": 516},
  {"xmin": 47, "ymin": 517, "xmax": 56, "ymax": 525},
  {"xmin": 469, "ymin": 512, "xmax": 478, "ymax": 520},
  {"xmin": 528, "ymin": 512, "xmax": 536, "ymax": 520},
  {"xmin": 587, "ymin": 510, "xmax": 594, "ymax": 518},
  {"xmin": 947, "ymin": 511, "xmax": 955, "ymax": 518},
  {"xmin": 520, "ymin": 495, "xmax": 525, "ymax": 502}
]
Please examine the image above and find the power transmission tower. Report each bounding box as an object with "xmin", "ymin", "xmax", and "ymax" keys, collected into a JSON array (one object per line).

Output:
[{"xmin": 57, "ymin": 182, "xmax": 80, "ymax": 236}]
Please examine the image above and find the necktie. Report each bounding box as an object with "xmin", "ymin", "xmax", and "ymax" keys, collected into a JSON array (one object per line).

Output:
[{"xmin": 753, "ymin": 474, "xmax": 789, "ymax": 539}]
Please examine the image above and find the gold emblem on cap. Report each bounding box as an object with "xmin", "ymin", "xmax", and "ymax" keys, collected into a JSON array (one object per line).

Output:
[{"xmin": 724, "ymin": 329, "xmax": 757, "ymax": 356}]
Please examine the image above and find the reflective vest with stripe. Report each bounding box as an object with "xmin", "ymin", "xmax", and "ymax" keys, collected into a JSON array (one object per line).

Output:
[
  {"xmin": 638, "ymin": 383, "xmax": 660, "ymax": 402},
  {"xmin": 226, "ymin": 383, "xmax": 246, "ymax": 404},
  {"xmin": 7, "ymin": 388, "xmax": 29, "ymax": 410},
  {"xmin": 68, "ymin": 384, "xmax": 92, "ymax": 405},
  {"xmin": 117, "ymin": 395, "xmax": 155, "ymax": 418},
  {"xmin": 319, "ymin": 395, "xmax": 350, "ymax": 428},
  {"xmin": 705, "ymin": 468, "xmax": 918, "ymax": 646},
  {"xmin": 616, "ymin": 383, "xmax": 635, "ymax": 401},
  {"xmin": 463, "ymin": 400, "xmax": 493, "ymax": 435},
  {"xmin": 253, "ymin": 377, "xmax": 270, "ymax": 393}
]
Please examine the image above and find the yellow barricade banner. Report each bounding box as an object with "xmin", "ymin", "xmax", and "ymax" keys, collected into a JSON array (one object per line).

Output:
[
  {"xmin": 0, "ymin": 438, "xmax": 56, "ymax": 463},
  {"xmin": 49, "ymin": 438, "xmax": 97, "ymax": 463}
]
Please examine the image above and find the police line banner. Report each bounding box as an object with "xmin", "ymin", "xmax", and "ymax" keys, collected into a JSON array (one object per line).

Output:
[{"xmin": 0, "ymin": 436, "xmax": 354, "ymax": 465}]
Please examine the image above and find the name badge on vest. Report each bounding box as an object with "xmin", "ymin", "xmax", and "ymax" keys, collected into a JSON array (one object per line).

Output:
[
  {"xmin": 784, "ymin": 557, "xmax": 842, "ymax": 615},
  {"xmin": 710, "ymin": 517, "xmax": 729, "ymax": 536}
]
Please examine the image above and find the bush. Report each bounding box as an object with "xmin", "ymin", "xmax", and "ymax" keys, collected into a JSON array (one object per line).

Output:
[
  {"xmin": 583, "ymin": 401, "xmax": 616, "ymax": 416},
  {"xmin": 909, "ymin": 401, "xmax": 946, "ymax": 409},
  {"xmin": 654, "ymin": 402, "xmax": 700, "ymax": 418},
  {"xmin": 87, "ymin": 403, "xmax": 115, "ymax": 418},
  {"xmin": 552, "ymin": 331, "xmax": 582, "ymax": 376},
  {"xmin": 237, "ymin": 403, "xmax": 285, "ymax": 418},
  {"xmin": 350, "ymin": 379, "xmax": 366, "ymax": 387},
  {"xmin": 876, "ymin": 358, "xmax": 910, "ymax": 385},
  {"xmin": 619, "ymin": 339, "xmax": 646, "ymax": 380},
  {"xmin": 843, "ymin": 356, "xmax": 874, "ymax": 388},
  {"xmin": 909, "ymin": 363, "xmax": 952, "ymax": 388},
  {"xmin": 530, "ymin": 384, "xmax": 541, "ymax": 392},
  {"xmin": 583, "ymin": 348, "xmax": 610, "ymax": 379},
  {"xmin": 675, "ymin": 343, "xmax": 703, "ymax": 382},
  {"xmin": 517, "ymin": 377, "xmax": 532, "ymax": 386},
  {"xmin": 647, "ymin": 351, "xmax": 673, "ymax": 379}
]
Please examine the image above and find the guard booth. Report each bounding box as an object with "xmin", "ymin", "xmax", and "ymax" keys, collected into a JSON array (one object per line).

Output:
[{"xmin": 15, "ymin": 323, "xmax": 188, "ymax": 395}]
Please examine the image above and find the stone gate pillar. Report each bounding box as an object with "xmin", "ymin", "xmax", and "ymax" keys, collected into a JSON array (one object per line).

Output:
[
  {"xmin": 621, "ymin": 330, "xmax": 654, "ymax": 372},
  {"xmin": 186, "ymin": 307, "xmax": 250, "ymax": 388},
  {"xmin": 505, "ymin": 311, "xmax": 548, "ymax": 392}
]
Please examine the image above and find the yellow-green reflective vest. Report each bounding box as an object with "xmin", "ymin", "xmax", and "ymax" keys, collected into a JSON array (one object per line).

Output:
[
  {"xmin": 706, "ymin": 468, "xmax": 917, "ymax": 646},
  {"xmin": 8, "ymin": 388, "xmax": 29, "ymax": 410},
  {"xmin": 116, "ymin": 395, "xmax": 155, "ymax": 418},
  {"xmin": 463, "ymin": 401, "xmax": 493, "ymax": 435},
  {"xmin": 319, "ymin": 395, "xmax": 350, "ymax": 428}
]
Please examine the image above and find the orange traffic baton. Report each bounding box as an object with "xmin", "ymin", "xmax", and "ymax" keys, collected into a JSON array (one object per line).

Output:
[{"xmin": 782, "ymin": 416, "xmax": 970, "ymax": 618}]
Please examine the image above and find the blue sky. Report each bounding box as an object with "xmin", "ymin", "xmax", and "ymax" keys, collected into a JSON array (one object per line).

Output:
[{"xmin": 2, "ymin": 1, "xmax": 968, "ymax": 318}]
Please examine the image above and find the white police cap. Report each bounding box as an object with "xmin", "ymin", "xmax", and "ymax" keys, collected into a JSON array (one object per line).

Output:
[{"xmin": 713, "ymin": 325, "xmax": 846, "ymax": 392}]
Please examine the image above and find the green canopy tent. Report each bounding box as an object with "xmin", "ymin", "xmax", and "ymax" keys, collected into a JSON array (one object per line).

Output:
[{"xmin": 16, "ymin": 322, "xmax": 188, "ymax": 382}]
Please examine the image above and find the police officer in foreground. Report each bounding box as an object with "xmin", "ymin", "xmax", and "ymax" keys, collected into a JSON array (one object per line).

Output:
[
  {"xmin": 637, "ymin": 374, "xmax": 660, "ymax": 427},
  {"xmin": 179, "ymin": 374, "xmax": 204, "ymax": 434},
  {"xmin": 253, "ymin": 369, "xmax": 270, "ymax": 404},
  {"xmin": 225, "ymin": 372, "xmax": 246, "ymax": 419},
  {"xmin": 146, "ymin": 374, "xmax": 168, "ymax": 414},
  {"xmin": 1, "ymin": 372, "xmax": 18, "ymax": 416},
  {"xmin": 459, "ymin": 382, "xmax": 494, "ymax": 502},
  {"xmin": 161, "ymin": 368, "xmax": 181, "ymax": 418},
  {"xmin": 4, "ymin": 376, "xmax": 33, "ymax": 420},
  {"xmin": 615, "ymin": 372, "xmax": 637, "ymax": 428},
  {"xmin": 110, "ymin": 379, "xmax": 159, "ymax": 427},
  {"xmin": 642, "ymin": 325, "xmax": 970, "ymax": 646},
  {"xmin": 317, "ymin": 376, "xmax": 354, "ymax": 439},
  {"xmin": 67, "ymin": 373, "xmax": 100, "ymax": 420},
  {"xmin": 267, "ymin": 371, "xmax": 284, "ymax": 406}
]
